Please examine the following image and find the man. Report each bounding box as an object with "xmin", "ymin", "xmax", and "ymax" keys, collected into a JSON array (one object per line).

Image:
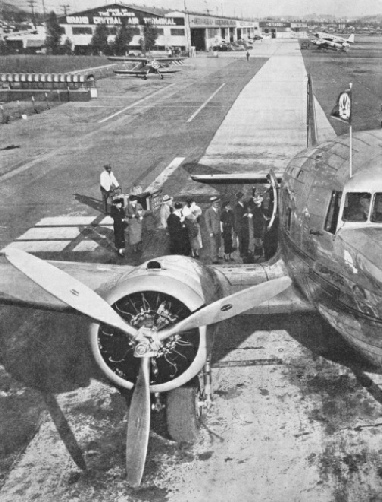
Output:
[
  {"xmin": 100, "ymin": 164, "xmax": 119, "ymax": 214},
  {"xmin": 246, "ymin": 50, "xmax": 250, "ymax": 61},
  {"xmin": 167, "ymin": 202, "xmax": 190, "ymax": 255},
  {"xmin": 158, "ymin": 194, "xmax": 173, "ymax": 229},
  {"xmin": 205, "ymin": 196, "xmax": 222, "ymax": 263},
  {"xmin": 234, "ymin": 191, "xmax": 249, "ymax": 258}
]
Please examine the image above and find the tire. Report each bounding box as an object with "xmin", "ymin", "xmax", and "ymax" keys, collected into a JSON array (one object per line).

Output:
[{"xmin": 166, "ymin": 386, "xmax": 201, "ymax": 442}]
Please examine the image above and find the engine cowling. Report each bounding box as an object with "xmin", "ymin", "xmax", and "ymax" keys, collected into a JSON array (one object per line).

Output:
[{"xmin": 89, "ymin": 255, "xmax": 228, "ymax": 392}]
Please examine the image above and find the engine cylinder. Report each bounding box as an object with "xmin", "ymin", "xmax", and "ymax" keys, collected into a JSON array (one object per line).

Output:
[{"xmin": 90, "ymin": 256, "xmax": 226, "ymax": 392}]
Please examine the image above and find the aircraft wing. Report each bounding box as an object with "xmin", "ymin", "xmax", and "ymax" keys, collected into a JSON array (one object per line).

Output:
[
  {"xmin": 108, "ymin": 56, "xmax": 149, "ymax": 63},
  {"xmin": 155, "ymin": 57, "xmax": 186, "ymax": 62},
  {"xmin": 114, "ymin": 68, "xmax": 180, "ymax": 76},
  {"xmin": 191, "ymin": 172, "xmax": 283, "ymax": 184},
  {"xmin": 0, "ymin": 256, "xmax": 131, "ymax": 311}
]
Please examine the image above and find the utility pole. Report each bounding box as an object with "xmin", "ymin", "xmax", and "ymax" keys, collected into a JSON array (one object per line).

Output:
[
  {"xmin": 28, "ymin": 0, "xmax": 37, "ymax": 26},
  {"xmin": 41, "ymin": 0, "xmax": 46, "ymax": 19},
  {"xmin": 61, "ymin": 4, "xmax": 70, "ymax": 16}
]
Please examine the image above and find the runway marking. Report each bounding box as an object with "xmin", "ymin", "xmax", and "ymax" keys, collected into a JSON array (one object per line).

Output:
[
  {"xmin": 144, "ymin": 157, "xmax": 185, "ymax": 193},
  {"xmin": 36, "ymin": 216, "xmax": 95, "ymax": 227},
  {"xmin": 4, "ymin": 241, "xmax": 69, "ymax": 252},
  {"xmin": 16, "ymin": 227, "xmax": 81, "ymax": 240},
  {"xmin": 187, "ymin": 83, "xmax": 226, "ymax": 123},
  {"xmin": 98, "ymin": 84, "xmax": 176, "ymax": 124}
]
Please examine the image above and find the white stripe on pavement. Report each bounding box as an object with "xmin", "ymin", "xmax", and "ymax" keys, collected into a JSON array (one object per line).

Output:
[
  {"xmin": 144, "ymin": 157, "xmax": 185, "ymax": 193},
  {"xmin": 187, "ymin": 83, "xmax": 226, "ymax": 123},
  {"xmin": 98, "ymin": 84, "xmax": 176, "ymax": 124}
]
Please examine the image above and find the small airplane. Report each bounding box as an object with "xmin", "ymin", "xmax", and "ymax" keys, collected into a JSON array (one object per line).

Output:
[
  {"xmin": 311, "ymin": 32, "xmax": 355, "ymax": 52},
  {"xmin": 108, "ymin": 55, "xmax": 186, "ymax": 80},
  {"xmin": 2, "ymin": 80, "xmax": 382, "ymax": 488}
]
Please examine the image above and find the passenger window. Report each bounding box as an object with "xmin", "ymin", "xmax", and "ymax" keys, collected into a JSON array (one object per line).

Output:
[
  {"xmin": 371, "ymin": 193, "xmax": 382, "ymax": 222},
  {"xmin": 324, "ymin": 191, "xmax": 342, "ymax": 234},
  {"xmin": 342, "ymin": 192, "xmax": 371, "ymax": 222}
]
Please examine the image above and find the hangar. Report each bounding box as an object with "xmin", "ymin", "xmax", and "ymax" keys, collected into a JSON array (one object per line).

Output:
[{"xmin": 57, "ymin": 3, "xmax": 258, "ymax": 55}]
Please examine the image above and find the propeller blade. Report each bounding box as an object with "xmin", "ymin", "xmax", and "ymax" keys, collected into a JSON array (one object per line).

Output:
[
  {"xmin": 126, "ymin": 357, "xmax": 151, "ymax": 487},
  {"xmin": 4, "ymin": 249, "xmax": 137, "ymax": 338},
  {"xmin": 159, "ymin": 276, "xmax": 292, "ymax": 340}
]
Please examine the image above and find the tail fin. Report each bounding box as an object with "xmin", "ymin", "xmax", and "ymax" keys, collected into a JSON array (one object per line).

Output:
[
  {"xmin": 348, "ymin": 34, "xmax": 355, "ymax": 43},
  {"xmin": 307, "ymin": 74, "xmax": 318, "ymax": 147}
]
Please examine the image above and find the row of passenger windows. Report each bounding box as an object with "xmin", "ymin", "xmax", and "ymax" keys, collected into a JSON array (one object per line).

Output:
[{"xmin": 284, "ymin": 189, "xmax": 382, "ymax": 235}]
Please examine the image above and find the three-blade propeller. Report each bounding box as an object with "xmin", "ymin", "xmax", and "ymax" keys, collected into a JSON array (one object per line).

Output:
[{"xmin": 4, "ymin": 249, "xmax": 292, "ymax": 486}]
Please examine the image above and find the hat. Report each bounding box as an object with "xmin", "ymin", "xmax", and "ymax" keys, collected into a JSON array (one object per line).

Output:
[
  {"xmin": 174, "ymin": 202, "xmax": 183, "ymax": 209},
  {"xmin": 113, "ymin": 197, "xmax": 124, "ymax": 204},
  {"xmin": 162, "ymin": 194, "xmax": 172, "ymax": 202},
  {"xmin": 235, "ymin": 191, "xmax": 244, "ymax": 199},
  {"xmin": 210, "ymin": 196, "xmax": 220, "ymax": 203}
]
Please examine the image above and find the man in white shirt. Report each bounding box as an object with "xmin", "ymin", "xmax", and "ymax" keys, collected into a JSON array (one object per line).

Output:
[{"xmin": 100, "ymin": 164, "xmax": 119, "ymax": 214}]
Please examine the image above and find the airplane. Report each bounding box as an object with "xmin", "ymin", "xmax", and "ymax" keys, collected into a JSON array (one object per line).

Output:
[
  {"xmin": 2, "ymin": 87, "xmax": 382, "ymax": 488},
  {"xmin": 108, "ymin": 55, "xmax": 186, "ymax": 80},
  {"xmin": 311, "ymin": 32, "xmax": 355, "ymax": 52}
]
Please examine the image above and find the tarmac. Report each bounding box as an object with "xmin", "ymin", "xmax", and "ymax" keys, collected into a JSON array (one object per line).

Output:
[{"xmin": 2, "ymin": 40, "xmax": 382, "ymax": 501}]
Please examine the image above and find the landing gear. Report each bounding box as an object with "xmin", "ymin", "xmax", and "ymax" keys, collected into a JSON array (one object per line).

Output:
[{"xmin": 166, "ymin": 384, "xmax": 201, "ymax": 442}]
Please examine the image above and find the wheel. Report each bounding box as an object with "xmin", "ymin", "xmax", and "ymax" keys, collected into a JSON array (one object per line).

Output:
[{"xmin": 166, "ymin": 385, "xmax": 201, "ymax": 442}]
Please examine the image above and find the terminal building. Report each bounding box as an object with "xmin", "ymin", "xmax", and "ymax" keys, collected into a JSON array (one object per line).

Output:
[
  {"xmin": 259, "ymin": 20, "xmax": 308, "ymax": 38},
  {"xmin": 57, "ymin": 3, "xmax": 260, "ymax": 54}
]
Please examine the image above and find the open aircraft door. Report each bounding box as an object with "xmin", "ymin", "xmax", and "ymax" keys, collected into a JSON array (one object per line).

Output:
[{"xmin": 266, "ymin": 169, "xmax": 279, "ymax": 231}]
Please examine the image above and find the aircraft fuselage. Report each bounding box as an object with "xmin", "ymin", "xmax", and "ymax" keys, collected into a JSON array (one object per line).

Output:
[{"xmin": 279, "ymin": 129, "xmax": 382, "ymax": 366}]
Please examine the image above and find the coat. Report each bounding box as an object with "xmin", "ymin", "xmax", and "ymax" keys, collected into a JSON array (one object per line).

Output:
[{"xmin": 205, "ymin": 206, "xmax": 221, "ymax": 235}]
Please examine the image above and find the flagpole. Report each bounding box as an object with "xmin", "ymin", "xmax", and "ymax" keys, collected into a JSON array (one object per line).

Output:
[{"xmin": 349, "ymin": 82, "xmax": 353, "ymax": 178}]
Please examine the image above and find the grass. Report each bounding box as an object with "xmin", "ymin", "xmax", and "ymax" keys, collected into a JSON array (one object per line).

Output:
[{"xmin": 0, "ymin": 54, "xmax": 110, "ymax": 74}]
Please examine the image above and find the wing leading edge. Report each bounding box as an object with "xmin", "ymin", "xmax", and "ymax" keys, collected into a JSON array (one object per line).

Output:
[{"xmin": 0, "ymin": 256, "xmax": 131, "ymax": 311}]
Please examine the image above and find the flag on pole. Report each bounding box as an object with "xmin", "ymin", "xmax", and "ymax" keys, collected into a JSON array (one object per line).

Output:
[{"xmin": 331, "ymin": 87, "xmax": 352, "ymax": 123}]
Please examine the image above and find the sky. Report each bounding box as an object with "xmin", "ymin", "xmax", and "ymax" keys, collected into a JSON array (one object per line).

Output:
[{"xmin": 16, "ymin": 0, "xmax": 382, "ymax": 19}]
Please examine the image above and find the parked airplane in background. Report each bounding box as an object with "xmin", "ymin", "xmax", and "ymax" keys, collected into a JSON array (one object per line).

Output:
[
  {"xmin": 312, "ymin": 32, "xmax": 355, "ymax": 51},
  {"xmin": 108, "ymin": 55, "xmax": 185, "ymax": 79}
]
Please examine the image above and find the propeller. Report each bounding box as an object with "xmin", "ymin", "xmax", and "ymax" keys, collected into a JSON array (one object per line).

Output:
[
  {"xmin": 4, "ymin": 249, "xmax": 138, "ymax": 339},
  {"xmin": 125, "ymin": 356, "xmax": 151, "ymax": 487},
  {"xmin": 159, "ymin": 276, "xmax": 291, "ymax": 341}
]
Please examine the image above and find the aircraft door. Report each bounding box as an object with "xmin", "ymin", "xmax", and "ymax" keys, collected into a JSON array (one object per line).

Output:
[{"xmin": 265, "ymin": 169, "xmax": 279, "ymax": 231}]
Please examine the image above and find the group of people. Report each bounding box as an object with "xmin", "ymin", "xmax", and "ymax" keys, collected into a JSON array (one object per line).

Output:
[
  {"xmin": 159, "ymin": 196, "xmax": 203, "ymax": 257},
  {"xmin": 100, "ymin": 164, "xmax": 145, "ymax": 256},
  {"xmin": 99, "ymin": 164, "xmax": 277, "ymax": 262}
]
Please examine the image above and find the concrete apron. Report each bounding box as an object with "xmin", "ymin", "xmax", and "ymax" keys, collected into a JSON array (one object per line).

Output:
[{"xmin": 198, "ymin": 39, "xmax": 335, "ymax": 174}]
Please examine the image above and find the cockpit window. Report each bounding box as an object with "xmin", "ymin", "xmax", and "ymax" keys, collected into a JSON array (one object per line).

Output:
[
  {"xmin": 371, "ymin": 193, "xmax": 382, "ymax": 222},
  {"xmin": 325, "ymin": 191, "xmax": 342, "ymax": 234},
  {"xmin": 342, "ymin": 192, "xmax": 371, "ymax": 222}
]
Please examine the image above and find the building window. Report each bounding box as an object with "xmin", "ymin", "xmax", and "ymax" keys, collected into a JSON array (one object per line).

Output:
[
  {"xmin": 72, "ymin": 27, "xmax": 93, "ymax": 35},
  {"xmin": 170, "ymin": 29, "xmax": 185, "ymax": 36},
  {"xmin": 156, "ymin": 28, "xmax": 164, "ymax": 35},
  {"xmin": 324, "ymin": 191, "xmax": 342, "ymax": 234}
]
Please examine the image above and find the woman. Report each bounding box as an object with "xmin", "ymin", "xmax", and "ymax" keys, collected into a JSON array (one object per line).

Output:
[
  {"xmin": 127, "ymin": 202, "xmax": 144, "ymax": 253},
  {"xmin": 220, "ymin": 201, "xmax": 235, "ymax": 261},
  {"xmin": 182, "ymin": 198, "xmax": 202, "ymax": 258},
  {"xmin": 110, "ymin": 198, "xmax": 128, "ymax": 256}
]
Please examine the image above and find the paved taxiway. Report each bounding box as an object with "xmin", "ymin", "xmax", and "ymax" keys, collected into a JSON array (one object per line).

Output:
[{"xmin": 2, "ymin": 40, "xmax": 382, "ymax": 501}]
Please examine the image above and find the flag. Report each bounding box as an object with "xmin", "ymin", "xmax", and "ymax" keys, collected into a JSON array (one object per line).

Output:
[{"xmin": 331, "ymin": 88, "xmax": 352, "ymax": 123}]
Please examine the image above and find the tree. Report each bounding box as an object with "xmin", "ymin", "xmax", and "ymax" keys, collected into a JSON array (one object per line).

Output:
[
  {"xmin": 45, "ymin": 11, "xmax": 62, "ymax": 54},
  {"xmin": 63, "ymin": 37, "xmax": 72, "ymax": 55},
  {"xmin": 140, "ymin": 23, "xmax": 159, "ymax": 54},
  {"xmin": 91, "ymin": 24, "xmax": 109, "ymax": 55},
  {"xmin": 113, "ymin": 24, "xmax": 139, "ymax": 55}
]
